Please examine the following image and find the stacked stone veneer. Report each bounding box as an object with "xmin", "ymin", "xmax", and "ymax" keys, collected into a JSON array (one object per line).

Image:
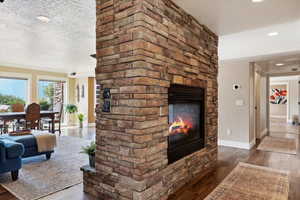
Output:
[{"xmin": 82, "ymin": 0, "xmax": 218, "ymax": 199}]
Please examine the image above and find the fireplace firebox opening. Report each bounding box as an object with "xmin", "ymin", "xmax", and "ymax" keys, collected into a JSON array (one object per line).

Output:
[{"xmin": 168, "ymin": 84, "xmax": 205, "ymax": 164}]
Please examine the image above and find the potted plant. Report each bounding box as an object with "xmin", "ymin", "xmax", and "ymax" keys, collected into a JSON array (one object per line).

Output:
[
  {"xmin": 39, "ymin": 100, "xmax": 51, "ymax": 111},
  {"xmin": 77, "ymin": 113, "xmax": 84, "ymax": 128},
  {"xmin": 66, "ymin": 104, "xmax": 78, "ymax": 126},
  {"xmin": 81, "ymin": 141, "xmax": 96, "ymax": 168},
  {"xmin": 66, "ymin": 104, "xmax": 78, "ymax": 114}
]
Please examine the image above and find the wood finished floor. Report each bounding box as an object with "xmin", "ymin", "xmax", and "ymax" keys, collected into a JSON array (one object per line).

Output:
[{"xmin": 1, "ymin": 123, "xmax": 299, "ymax": 200}]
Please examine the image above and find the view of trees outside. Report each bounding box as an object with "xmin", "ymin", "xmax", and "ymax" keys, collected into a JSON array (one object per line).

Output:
[
  {"xmin": 39, "ymin": 81, "xmax": 55, "ymax": 111},
  {"xmin": 0, "ymin": 94, "xmax": 25, "ymax": 105},
  {"xmin": 0, "ymin": 79, "xmax": 65, "ymax": 113},
  {"xmin": 0, "ymin": 78, "xmax": 27, "ymax": 112}
]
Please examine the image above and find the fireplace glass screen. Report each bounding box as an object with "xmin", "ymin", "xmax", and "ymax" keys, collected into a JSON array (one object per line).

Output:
[{"xmin": 168, "ymin": 85, "xmax": 205, "ymax": 164}]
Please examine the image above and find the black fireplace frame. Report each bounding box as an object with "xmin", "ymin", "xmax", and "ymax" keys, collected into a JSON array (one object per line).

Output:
[{"xmin": 168, "ymin": 84, "xmax": 206, "ymax": 164}]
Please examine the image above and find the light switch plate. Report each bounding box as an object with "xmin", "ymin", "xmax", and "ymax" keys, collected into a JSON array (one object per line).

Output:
[
  {"xmin": 226, "ymin": 129, "xmax": 231, "ymax": 135},
  {"xmin": 235, "ymin": 99, "xmax": 244, "ymax": 106},
  {"xmin": 102, "ymin": 100, "xmax": 111, "ymax": 112}
]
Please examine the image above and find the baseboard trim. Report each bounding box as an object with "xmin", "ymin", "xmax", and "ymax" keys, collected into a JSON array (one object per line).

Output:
[
  {"xmin": 218, "ymin": 140, "xmax": 254, "ymax": 150},
  {"xmin": 88, "ymin": 123, "xmax": 96, "ymax": 127},
  {"xmin": 260, "ymin": 128, "xmax": 268, "ymax": 138},
  {"xmin": 270, "ymin": 115, "xmax": 286, "ymax": 119},
  {"xmin": 249, "ymin": 139, "xmax": 256, "ymax": 149}
]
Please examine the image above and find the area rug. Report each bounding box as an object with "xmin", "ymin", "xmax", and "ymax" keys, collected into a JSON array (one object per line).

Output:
[
  {"xmin": 204, "ymin": 162, "xmax": 289, "ymax": 200},
  {"xmin": 257, "ymin": 136, "xmax": 297, "ymax": 155},
  {"xmin": 0, "ymin": 136, "xmax": 91, "ymax": 200}
]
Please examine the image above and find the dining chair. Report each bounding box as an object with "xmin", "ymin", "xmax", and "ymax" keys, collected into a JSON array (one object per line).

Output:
[
  {"xmin": 0, "ymin": 121, "xmax": 8, "ymax": 134},
  {"xmin": 0, "ymin": 104, "xmax": 24, "ymax": 133},
  {"xmin": 11, "ymin": 103, "xmax": 25, "ymax": 131},
  {"xmin": 42, "ymin": 103, "xmax": 63, "ymax": 135},
  {"xmin": 11, "ymin": 103, "xmax": 25, "ymax": 112},
  {"xmin": 0, "ymin": 105, "xmax": 10, "ymax": 133},
  {"xmin": 0, "ymin": 116, "xmax": 10, "ymax": 134},
  {"xmin": 25, "ymin": 103, "xmax": 41, "ymax": 130}
]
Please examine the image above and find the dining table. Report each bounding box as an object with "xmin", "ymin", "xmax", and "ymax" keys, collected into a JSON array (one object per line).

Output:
[{"xmin": 0, "ymin": 111, "xmax": 59, "ymax": 133}]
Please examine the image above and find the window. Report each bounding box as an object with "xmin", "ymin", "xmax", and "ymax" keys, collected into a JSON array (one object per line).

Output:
[
  {"xmin": 39, "ymin": 80, "xmax": 55, "ymax": 110},
  {"xmin": 0, "ymin": 77, "xmax": 28, "ymax": 111},
  {"xmin": 38, "ymin": 79, "xmax": 67, "ymax": 123},
  {"xmin": 38, "ymin": 80, "xmax": 66, "ymax": 110}
]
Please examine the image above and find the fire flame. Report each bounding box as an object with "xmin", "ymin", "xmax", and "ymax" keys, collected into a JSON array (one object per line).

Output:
[{"xmin": 169, "ymin": 117, "xmax": 192, "ymax": 135}]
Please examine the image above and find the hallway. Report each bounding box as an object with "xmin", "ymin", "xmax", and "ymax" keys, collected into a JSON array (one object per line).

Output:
[{"xmin": 270, "ymin": 117, "xmax": 299, "ymax": 136}]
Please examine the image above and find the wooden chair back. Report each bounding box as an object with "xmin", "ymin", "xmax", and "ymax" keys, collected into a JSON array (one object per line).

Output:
[
  {"xmin": 11, "ymin": 103, "xmax": 25, "ymax": 112},
  {"xmin": 25, "ymin": 103, "xmax": 41, "ymax": 129},
  {"xmin": 53, "ymin": 103, "xmax": 63, "ymax": 121}
]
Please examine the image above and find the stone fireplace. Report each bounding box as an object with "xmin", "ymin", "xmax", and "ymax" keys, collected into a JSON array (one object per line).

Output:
[{"xmin": 82, "ymin": 0, "xmax": 218, "ymax": 199}]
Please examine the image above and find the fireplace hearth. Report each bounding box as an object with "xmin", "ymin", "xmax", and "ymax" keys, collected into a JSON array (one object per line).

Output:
[{"xmin": 168, "ymin": 85, "xmax": 205, "ymax": 164}]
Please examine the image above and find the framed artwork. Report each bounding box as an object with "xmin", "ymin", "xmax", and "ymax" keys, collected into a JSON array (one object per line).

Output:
[
  {"xmin": 270, "ymin": 88, "xmax": 287, "ymax": 104},
  {"xmin": 81, "ymin": 85, "xmax": 85, "ymax": 98}
]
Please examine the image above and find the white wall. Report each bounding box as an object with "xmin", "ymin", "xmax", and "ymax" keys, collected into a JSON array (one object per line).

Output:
[
  {"xmin": 76, "ymin": 77, "xmax": 89, "ymax": 126},
  {"xmin": 218, "ymin": 60, "xmax": 253, "ymax": 149},
  {"xmin": 269, "ymin": 104, "xmax": 287, "ymax": 117},
  {"xmin": 288, "ymin": 80, "xmax": 299, "ymax": 123},
  {"xmin": 218, "ymin": 61, "xmax": 269, "ymax": 149}
]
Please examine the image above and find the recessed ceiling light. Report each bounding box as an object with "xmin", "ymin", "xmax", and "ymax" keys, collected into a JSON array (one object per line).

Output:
[
  {"xmin": 252, "ymin": 0, "xmax": 264, "ymax": 2},
  {"xmin": 268, "ymin": 32, "xmax": 279, "ymax": 36},
  {"xmin": 36, "ymin": 16, "xmax": 50, "ymax": 23},
  {"xmin": 276, "ymin": 63, "xmax": 284, "ymax": 66}
]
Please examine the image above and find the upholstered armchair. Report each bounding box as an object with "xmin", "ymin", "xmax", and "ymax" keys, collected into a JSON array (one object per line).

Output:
[{"xmin": 0, "ymin": 139, "xmax": 24, "ymax": 181}]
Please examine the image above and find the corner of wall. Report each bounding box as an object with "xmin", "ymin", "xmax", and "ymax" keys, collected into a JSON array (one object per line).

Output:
[{"xmin": 218, "ymin": 60, "xmax": 252, "ymax": 148}]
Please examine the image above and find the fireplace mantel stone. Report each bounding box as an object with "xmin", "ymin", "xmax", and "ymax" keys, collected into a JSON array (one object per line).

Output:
[{"xmin": 82, "ymin": 0, "xmax": 218, "ymax": 199}]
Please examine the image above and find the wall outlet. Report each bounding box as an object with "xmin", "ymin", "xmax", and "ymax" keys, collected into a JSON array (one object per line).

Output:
[{"xmin": 226, "ymin": 129, "xmax": 232, "ymax": 135}]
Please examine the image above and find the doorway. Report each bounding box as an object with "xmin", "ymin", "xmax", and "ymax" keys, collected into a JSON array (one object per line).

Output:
[
  {"xmin": 268, "ymin": 76, "xmax": 299, "ymax": 135},
  {"xmin": 253, "ymin": 69, "xmax": 268, "ymax": 141}
]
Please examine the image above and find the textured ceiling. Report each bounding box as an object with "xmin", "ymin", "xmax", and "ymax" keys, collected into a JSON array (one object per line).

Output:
[{"xmin": 0, "ymin": 0, "xmax": 96, "ymax": 75}]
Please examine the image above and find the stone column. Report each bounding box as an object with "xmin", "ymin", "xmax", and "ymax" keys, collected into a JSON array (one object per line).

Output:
[
  {"xmin": 94, "ymin": 1, "xmax": 169, "ymax": 199},
  {"xmin": 82, "ymin": 0, "xmax": 218, "ymax": 199}
]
